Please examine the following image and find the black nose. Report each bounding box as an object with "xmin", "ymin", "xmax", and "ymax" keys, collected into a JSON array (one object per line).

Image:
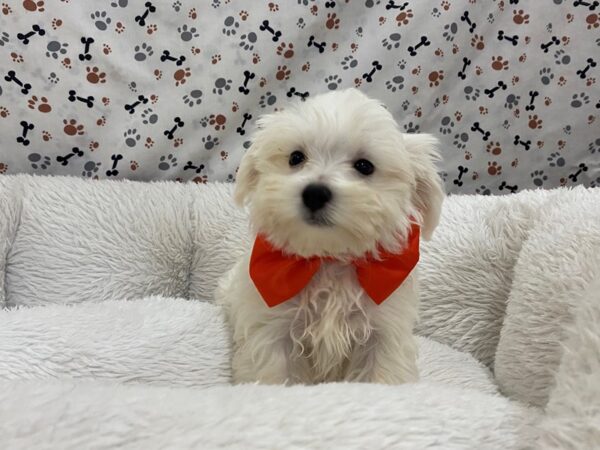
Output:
[{"xmin": 302, "ymin": 183, "xmax": 333, "ymax": 212}]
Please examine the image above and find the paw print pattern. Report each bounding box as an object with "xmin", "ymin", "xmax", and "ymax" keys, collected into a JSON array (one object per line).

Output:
[{"xmin": 0, "ymin": 1, "xmax": 595, "ymax": 192}]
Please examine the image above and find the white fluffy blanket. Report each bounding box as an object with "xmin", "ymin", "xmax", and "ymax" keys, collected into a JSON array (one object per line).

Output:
[{"xmin": 0, "ymin": 175, "xmax": 598, "ymax": 449}]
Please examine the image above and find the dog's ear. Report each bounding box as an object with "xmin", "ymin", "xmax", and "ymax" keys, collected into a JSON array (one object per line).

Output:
[
  {"xmin": 233, "ymin": 145, "xmax": 259, "ymax": 206},
  {"xmin": 403, "ymin": 133, "xmax": 445, "ymax": 240}
]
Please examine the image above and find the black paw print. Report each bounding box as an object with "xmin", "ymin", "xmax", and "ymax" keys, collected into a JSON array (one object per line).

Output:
[
  {"xmin": 213, "ymin": 78, "xmax": 232, "ymax": 95},
  {"xmin": 159, "ymin": 154, "xmax": 178, "ymax": 170},
  {"xmin": 222, "ymin": 16, "xmax": 239, "ymax": 36},
  {"xmin": 202, "ymin": 135, "xmax": 220, "ymax": 150},
  {"xmin": 178, "ymin": 24, "xmax": 199, "ymax": 42},
  {"xmin": 385, "ymin": 75, "xmax": 404, "ymax": 92},
  {"xmin": 325, "ymin": 74, "xmax": 342, "ymax": 90},
  {"xmin": 531, "ymin": 170, "xmax": 548, "ymax": 187},
  {"xmin": 91, "ymin": 11, "xmax": 112, "ymax": 31}
]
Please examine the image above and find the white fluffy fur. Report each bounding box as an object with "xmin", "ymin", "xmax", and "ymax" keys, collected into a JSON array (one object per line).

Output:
[{"xmin": 217, "ymin": 89, "xmax": 444, "ymax": 384}]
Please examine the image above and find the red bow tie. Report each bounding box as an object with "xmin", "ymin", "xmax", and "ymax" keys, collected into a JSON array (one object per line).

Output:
[{"xmin": 249, "ymin": 224, "xmax": 420, "ymax": 307}]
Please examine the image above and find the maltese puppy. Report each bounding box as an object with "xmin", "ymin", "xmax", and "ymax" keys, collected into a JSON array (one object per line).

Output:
[{"xmin": 216, "ymin": 88, "xmax": 444, "ymax": 385}]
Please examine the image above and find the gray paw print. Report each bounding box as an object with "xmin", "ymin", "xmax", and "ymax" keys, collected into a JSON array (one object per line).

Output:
[
  {"xmin": 0, "ymin": 31, "xmax": 9, "ymax": 47},
  {"xmin": 211, "ymin": 0, "xmax": 221, "ymax": 8},
  {"xmin": 563, "ymin": 125, "xmax": 572, "ymax": 135},
  {"xmin": 141, "ymin": 108, "xmax": 158, "ymax": 125},
  {"xmin": 325, "ymin": 75, "xmax": 342, "ymax": 90},
  {"xmin": 202, "ymin": 135, "xmax": 220, "ymax": 150},
  {"xmin": 539, "ymin": 68, "xmax": 554, "ymax": 85},
  {"xmin": 464, "ymin": 86, "xmax": 480, "ymax": 101},
  {"xmin": 341, "ymin": 55, "xmax": 358, "ymax": 70},
  {"xmin": 172, "ymin": 0, "xmax": 182, "ymax": 11},
  {"xmin": 502, "ymin": 119, "xmax": 511, "ymax": 129},
  {"xmin": 134, "ymin": 43, "xmax": 153, "ymax": 62},
  {"xmin": 222, "ymin": 16, "xmax": 239, "ymax": 36},
  {"xmin": 453, "ymin": 133, "xmax": 469, "ymax": 149},
  {"xmin": 356, "ymin": 26, "xmax": 364, "ymax": 37},
  {"xmin": 504, "ymin": 93, "xmax": 520, "ymax": 109},
  {"xmin": 381, "ymin": 33, "xmax": 401, "ymax": 50},
  {"xmin": 159, "ymin": 154, "xmax": 178, "ymax": 170},
  {"xmin": 46, "ymin": 41, "xmax": 68, "ymax": 59},
  {"xmin": 531, "ymin": 170, "xmax": 548, "ymax": 187},
  {"xmin": 476, "ymin": 185, "xmax": 491, "ymax": 195},
  {"xmin": 178, "ymin": 25, "xmax": 199, "ymax": 42},
  {"xmin": 259, "ymin": 91, "xmax": 277, "ymax": 108},
  {"xmin": 128, "ymin": 81, "xmax": 137, "ymax": 92},
  {"xmin": 397, "ymin": 59, "xmax": 407, "ymax": 70},
  {"xmin": 439, "ymin": 116, "xmax": 455, "ymax": 135},
  {"xmin": 82, "ymin": 161, "xmax": 101, "ymax": 177},
  {"xmin": 554, "ymin": 49, "xmax": 570, "ymax": 65},
  {"xmin": 111, "ymin": 0, "xmax": 128, "ymax": 7},
  {"xmin": 124, "ymin": 129, "xmax": 141, "ymax": 147},
  {"xmin": 401, "ymin": 100, "xmax": 410, "ymax": 111},
  {"xmin": 431, "ymin": 7, "xmax": 441, "ymax": 18},
  {"xmin": 570, "ymin": 92, "xmax": 590, "ymax": 108},
  {"xmin": 183, "ymin": 89, "xmax": 203, "ymax": 107},
  {"xmin": 213, "ymin": 78, "xmax": 232, "ymax": 95},
  {"xmin": 199, "ymin": 117, "xmax": 209, "ymax": 127},
  {"xmin": 48, "ymin": 72, "xmax": 59, "ymax": 84},
  {"xmin": 487, "ymin": 13, "xmax": 495, "ymax": 24},
  {"xmin": 28, "ymin": 153, "xmax": 51, "ymax": 170},
  {"xmin": 91, "ymin": 11, "xmax": 111, "ymax": 31},
  {"xmin": 239, "ymin": 32, "xmax": 257, "ymax": 51},
  {"xmin": 589, "ymin": 138, "xmax": 600, "ymax": 154},
  {"xmin": 403, "ymin": 121, "xmax": 420, "ymax": 133},
  {"xmin": 385, "ymin": 75, "xmax": 404, "ymax": 92},
  {"xmin": 297, "ymin": 18, "xmax": 306, "ymax": 29},
  {"xmin": 547, "ymin": 152, "xmax": 565, "ymax": 167},
  {"xmin": 442, "ymin": 23, "xmax": 457, "ymax": 42}
]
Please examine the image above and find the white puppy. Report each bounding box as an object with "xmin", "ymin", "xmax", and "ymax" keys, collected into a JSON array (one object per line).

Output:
[{"xmin": 216, "ymin": 88, "xmax": 444, "ymax": 385}]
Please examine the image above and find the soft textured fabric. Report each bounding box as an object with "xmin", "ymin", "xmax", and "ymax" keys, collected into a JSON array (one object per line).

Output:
[
  {"xmin": 0, "ymin": 2, "xmax": 598, "ymax": 193},
  {"xmin": 249, "ymin": 224, "xmax": 419, "ymax": 307},
  {"xmin": 494, "ymin": 187, "xmax": 600, "ymax": 407},
  {"xmin": 0, "ymin": 381, "xmax": 538, "ymax": 450}
]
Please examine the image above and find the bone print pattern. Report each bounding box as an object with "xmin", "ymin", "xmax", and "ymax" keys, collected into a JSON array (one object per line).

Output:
[{"xmin": 0, "ymin": 0, "xmax": 598, "ymax": 191}]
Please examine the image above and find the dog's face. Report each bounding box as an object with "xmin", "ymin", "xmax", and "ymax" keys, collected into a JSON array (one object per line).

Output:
[{"xmin": 235, "ymin": 88, "xmax": 444, "ymax": 258}]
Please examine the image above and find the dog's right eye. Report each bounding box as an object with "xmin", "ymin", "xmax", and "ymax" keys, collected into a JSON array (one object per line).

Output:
[{"xmin": 289, "ymin": 150, "xmax": 306, "ymax": 167}]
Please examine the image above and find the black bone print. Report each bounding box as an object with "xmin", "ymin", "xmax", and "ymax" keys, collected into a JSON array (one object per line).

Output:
[
  {"xmin": 525, "ymin": 90, "xmax": 539, "ymax": 111},
  {"xmin": 470, "ymin": 122, "xmax": 491, "ymax": 141},
  {"xmin": 4, "ymin": 70, "xmax": 32, "ymax": 95},
  {"xmin": 160, "ymin": 50, "xmax": 186, "ymax": 66},
  {"xmin": 540, "ymin": 36, "xmax": 560, "ymax": 53},
  {"xmin": 124, "ymin": 95, "xmax": 149, "ymax": 114},
  {"xmin": 78, "ymin": 37, "xmax": 94, "ymax": 61},
  {"xmin": 460, "ymin": 11, "xmax": 476, "ymax": 33},
  {"xmin": 68, "ymin": 90, "xmax": 94, "ymax": 108},
  {"xmin": 287, "ymin": 87, "xmax": 309, "ymax": 100},
  {"xmin": 307, "ymin": 35, "xmax": 326, "ymax": 53},
  {"xmin": 498, "ymin": 181, "xmax": 518, "ymax": 193},
  {"xmin": 259, "ymin": 20, "xmax": 282, "ymax": 42},
  {"xmin": 513, "ymin": 135, "xmax": 531, "ymax": 151},
  {"xmin": 236, "ymin": 112, "xmax": 252, "ymax": 135},
  {"xmin": 458, "ymin": 57, "xmax": 471, "ymax": 80},
  {"xmin": 238, "ymin": 70, "xmax": 255, "ymax": 95},
  {"xmin": 568, "ymin": 163, "xmax": 588, "ymax": 182},
  {"xmin": 386, "ymin": 1, "xmax": 409, "ymax": 10},
  {"xmin": 164, "ymin": 117, "xmax": 184, "ymax": 140},
  {"xmin": 56, "ymin": 147, "xmax": 84, "ymax": 166},
  {"xmin": 453, "ymin": 165, "xmax": 468, "ymax": 187},
  {"xmin": 17, "ymin": 24, "xmax": 45, "ymax": 45},
  {"xmin": 573, "ymin": 0, "xmax": 598, "ymax": 11},
  {"xmin": 484, "ymin": 81, "xmax": 507, "ymax": 98},
  {"xmin": 576, "ymin": 58, "xmax": 596, "ymax": 79},
  {"xmin": 408, "ymin": 36, "xmax": 430, "ymax": 56},
  {"xmin": 17, "ymin": 120, "xmax": 34, "ymax": 146},
  {"xmin": 184, "ymin": 161, "xmax": 205, "ymax": 173},
  {"xmin": 325, "ymin": 1, "xmax": 337, "ymax": 8},
  {"xmin": 106, "ymin": 154, "xmax": 123, "ymax": 177},
  {"xmin": 362, "ymin": 60, "xmax": 382, "ymax": 82},
  {"xmin": 497, "ymin": 30, "xmax": 518, "ymax": 46},
  {"xmin": 135, "ymin": 2, "xmax": 156, "ymax": 27}
]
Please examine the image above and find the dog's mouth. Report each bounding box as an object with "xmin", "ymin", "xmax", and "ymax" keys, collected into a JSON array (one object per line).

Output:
[{"xmin": 304, "ymin": 213, "xmax": 334, "ymax": 227}]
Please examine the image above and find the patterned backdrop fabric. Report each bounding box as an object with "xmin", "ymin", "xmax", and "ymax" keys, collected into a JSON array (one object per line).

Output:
[{"xmin": 0, "ymin": 0, "xmax": 598, "ymax": 193}]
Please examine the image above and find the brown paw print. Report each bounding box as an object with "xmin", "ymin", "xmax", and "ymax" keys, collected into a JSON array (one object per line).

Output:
[
  {"xmin": 486, "ymin": 141, "xmax": 502, "ymax": 155},
  {"xmin": 63, "ymin": 119, "xmax": 85, "ymax": 136},
  {"xmin": 42, "ymin": 130, "xmax": 52, "ymax": 141},
  {"xmin": 310, "ymin": 4, "xmax": 318, "ymax": 15},
  {"xmin": 487, "ymin": 161, "xmax": 502, "ymax": 176},
  {"xmin": 89, "ymin": 140, "xmax": 99, "ymax": 151},
  {"xmin": 428, "ymin": 70, "xmax": 444, "ymax": 87},
  {"xmin": 61, "ymin": 57, "xmax": 72, "ymax": 69},
  {"xmin": 103, "ymin": 44, "xmax": 112, "ymax": 55},
  {"xmin": 115, "ymin": 21, "xmax": 126, "ymax": 34},
  {"xmin": 512, "ymin": 75, "xmax": 520, "ymax": 85},
  {"xmin": 174, "ymin": 137, "xmax": 184, "ymax": 148},
  {"xmin": 0, "ymin": 162, "xmax": 8, "ymax": 174},
  {"xmin": 379, "ymin": 16, "xmax": 387, "ymax": 26},
  {"xmin": 442, "ymin": 95, "xmax": 449, "ymax": 104},
  {"xmin": 27, "ymin": 96, "xmax": 52, "ymax": 113},
  {"xmin": 512, "ymin": 9, "xmax": 529, "ymax": 24},
  {"xmin": 51, "ymin": 18, "xmax": 62, "ymax": 29},
  {"xmin": 193, "ymin": 175, "xmax": 208, "ymax": 184},
  {"xmin": 528, "ymin": 114, "xmax": 543, "ymax": 129},
  {"xmin": 396, "ymin": 9, "xmax": 413, "ymax": 26},
  {"xmin": 452, "ymin": 43, "xmax": 459, "ymax": 54},
  {"xmin": 302, "ymin": 61, "xmax": 310, "ymax": 72},
  {"xmin": 544, "ymin": 96, "xmax": 552, "ymax": 106},
  {"xmin": 188, "ymin": 7, "xmax": 197, "ymax": 19},
  {"xmin": 479, "ymin": 106, "xmax": 488, "ymax": 115},
  {"xmin": 519, "ymin": 53, "xmax": 527, "ymax": 63},
  {"xmin": 239, "ymin": 9, "xmax": 249, "ymax": 20},
  {"xmin": 350, "ymin": 42, "xmax": 359, "ymax": 53},
  {"xmin": 491, "ymin": 56, "xmax": 509, "ymax": 71},
  {"xmin": 252, "ymin": 53, "xmax": 261, "ymax": 64},
  {"xmin": 96, "ymin": 115, "xmax": 106, "ymax": 126},
  {"xmin": 586, "ymin": 77, "xmax": 596, "ymax": 87},
  {"xmin": 22, "ymin": 0, "xmax": 44, "ymax": 12},
  {"xmin": 211, "ymin": 54, "xmax": 221, "ymax": 64},
  {"xmin": 146, "ymin": 24, "xmax": 157, "ymax": 35},
  {"xmin": 0, "ymin": 106, "xmax": 10, "ymax": 118},
  {"xmin": 471, "ymin": 34, "xmax": 485, "ymax": 50},
  {"xmin": 145, "ymin": 137, "xmax": 154, "ymax": 148},
  {"xmin": 415, "ymin": 106, "xmax": 423, "ymax": 117},
  {"xmin": 130, "ymin": 160, "xmax": 139, "ymax": 171},
  {"xmin": 276, "ymin": 42, "xmax": 294, "ymax": 59},
  {"xmin": 511, "ymin": 158, "xmax": 519, "ymax": 168},
  {"xmin": 174, "ymin": 67, "xmax": 191, "ymax": 86},
  {"xmin": 209, "ymin": 114, "xmax": 227, "ymax": 131},
  {"xmin": 191, "ymin": 46, "xmax": 201, "ymax": 56},
  {"xmin": 2, "ymin": 3, "xmax": 13, "ymax": 15},
  {"xmin": 454, "ymin": 111, "xmax": 462, "ymax": 121},
  {"xmin": 412, "ymin": 65, "xmax": 421, "ymax": 75},
  {"xmin": 259, "ymin": 77, "xmax": 267, "ymax": 87},
  {"xmin": 586, "ymin": 13, "xmax": 599, "ymax": 29},
  {"xmin": 275, "ymin": 65, "xmax": 291, "ymax": 80},
  {"xmin": 558, "ymin": 75, "xmax": 567, "ymax": 86},
  {"xmin": 11, "ymin": 52, "xmax": 24, "ymax": 63},
  {"xmin": 220, "ymin": 150, "xmax": 228, "ymax": 161},
  {"xmin": 153, "ymin": 69, "xmax": 163, "ymax": 80},
  {"xmin": 464, "ymin": 151, "xmax": 472, "ymax": 160},
  {"xmin": 354, "ymin": 77, "xmax": 362, "ymax": 87},
  {"xmin": 557, "ymin": 139, "xmax": 566, "ymax": 150},
  {"xmin": 475, "ymin": 65, "xmax": 483, "ymax": 76},
  {"xmin": 441, "ymin": 0, "xmax": 450, "ymax": 10},
  {"xmin": 268, "ymin": 2, "xmax": 279, "ymax": 12},
  {"xmin": 86, "ymin": 66, "xmax": 106, "ymax": 84},
  {"xmin": 326, "ymin": 13, "xmax": 340, "ymax": 29},
  {"xmin": 435, "ymin": 48, "xmax": 444, "ymax": 57}
]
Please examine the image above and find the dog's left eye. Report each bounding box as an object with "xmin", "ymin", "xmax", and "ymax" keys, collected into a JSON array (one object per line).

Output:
[
  {"xmin": 354, "ymin": 159, "xmax": 375, "ymax": 176},
  {"xmin": 289, "ymin": 150, "xmax": 306, "ymax": 167}
]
